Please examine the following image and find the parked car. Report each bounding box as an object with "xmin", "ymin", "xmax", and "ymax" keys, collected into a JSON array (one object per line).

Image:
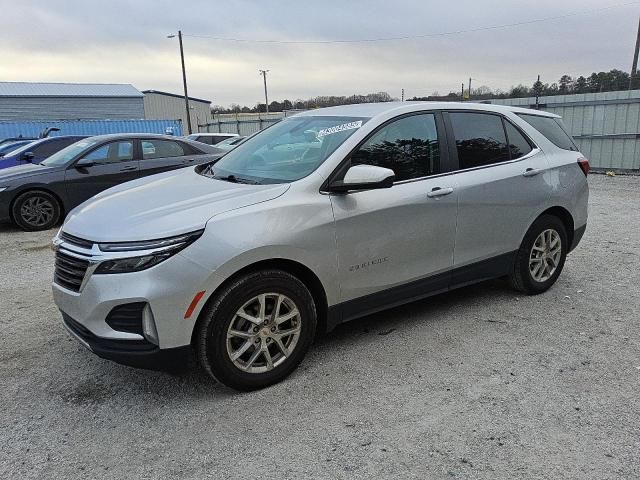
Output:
[
  {"xmin": 186, "ymin": 133, "xmax": 239, "ymax": 145},
  {"xmin": 0, "ymin": 140, "xmax": 33, "ymax": 157},
  {"xmin": 0, "ymin": 134, "xmax": 223, "ymax": 231},
  {"xmin": 0, "ymin": 136, "xmax": 88, "ymax": 170},
  {"xmin": 0, "ymin": 137, "xmax": 37, "ymax": 147},
  {"xmin": 51, "ymin": 102, "xmax": 588, "ymax": 391},
  {"xmin": 214, "ymin": 135, "xmax": 246, "ymax": 151}
]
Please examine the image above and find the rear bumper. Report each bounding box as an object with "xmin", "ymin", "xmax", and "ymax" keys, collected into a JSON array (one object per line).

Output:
[
  {"xmin": 62, "ymin": 311, "xmax": 192, "ymax": 370},
  {"xmin": 569, "ymin": 224, "xmax": 587, "ymax": 252}
]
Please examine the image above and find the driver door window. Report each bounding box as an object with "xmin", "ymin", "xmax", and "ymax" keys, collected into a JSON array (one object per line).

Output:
[
  {"xmin": 81, "ymin": 141, "xmax": 134, "ymax": 165},
  {"xmin": 350, "ymin": 113, "xmax": 440, "ymax": 181}
]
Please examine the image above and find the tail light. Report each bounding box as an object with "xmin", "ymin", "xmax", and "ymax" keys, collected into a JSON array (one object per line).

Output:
[{"xmin": 577, "ymin": 157, "xmax": 590, "ymax": 176}]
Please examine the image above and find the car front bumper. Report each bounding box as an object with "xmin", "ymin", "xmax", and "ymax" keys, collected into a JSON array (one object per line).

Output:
[
  {"xmin": 0, "ymin": 189, "xmax": 12, "ymax": 223},
  {"xmin": 61, "ymin": 311, "xmax": 192, "ymax": 369},
  {"xmin": 52, "ymin": 235, "xmax": 214, "ymax": 367}
]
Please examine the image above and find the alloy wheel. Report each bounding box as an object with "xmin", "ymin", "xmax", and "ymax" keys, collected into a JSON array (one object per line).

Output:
[
  {"xmin": 226, "ymin": 293, "xmax": 301, "ymax": 374},
  {"xmin": 20, "ymin": 195, "xmax": 55, "ymax": 228},
  {"xmin": 529, "ymin": 228, "xmax": 562, "ymax": 282}
]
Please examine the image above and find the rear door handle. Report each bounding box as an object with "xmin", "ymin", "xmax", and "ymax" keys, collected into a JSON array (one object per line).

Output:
[
  {"xmin": 523, "ymin": 168, "xmax": 540, "ymax": 177},
  {"xmin": 427, "ymin": 187, "xmax": 454, "ymax": 198},
  {"xmin": 120, "ymin": 166, "xmax": 137, "ymax": 172}
]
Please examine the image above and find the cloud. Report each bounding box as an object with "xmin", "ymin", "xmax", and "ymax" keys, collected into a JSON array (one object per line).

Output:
[{"xmin": 0, "ymin": 0, "xmax": 636, "ymax": 106}]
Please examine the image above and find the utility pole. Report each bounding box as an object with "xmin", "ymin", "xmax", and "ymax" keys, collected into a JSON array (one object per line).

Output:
[
  {"xmin": 461, "ymin": 82, "xmax": 464, "ymax": 100},
  {"xmin": 167, "ymin": 31, "xmax": 192, "ymax": 135},
  {"xmin": 468, "ymin": 77, "xmax": 472, "ymax": 100},
  {"xmin": 630, "ymin": 16, "xmax": 640, "ymax": 90},
  {"xmin": 259, "ymin": 69, "xmax": 270, "ymax": 113},
  {"xmin": 536, "ymin": 74, "xmax": 540, "ymax": 109},
  {"xmin": 178, "ymin": 31, "xmax": 192, "ymax": 134},
  {"xmin": 401, "ymin": 88, "xmax": 404, "ymax": 101}
]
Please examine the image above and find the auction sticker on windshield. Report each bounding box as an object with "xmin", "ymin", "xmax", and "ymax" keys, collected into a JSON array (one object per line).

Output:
[{"xmin": 317, "ymin": 120, "xmax": 362, "ymax": 138}]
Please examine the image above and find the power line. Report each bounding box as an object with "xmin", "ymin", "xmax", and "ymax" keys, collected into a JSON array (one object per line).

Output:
[{"xmin": 182, "ymin": 2, "xmax": 639, "ymax": 45}]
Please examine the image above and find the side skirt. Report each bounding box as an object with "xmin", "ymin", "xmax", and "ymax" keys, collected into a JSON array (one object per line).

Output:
[{"xmin": 326, "ymin": 251, "xmax": 516, "ymax": 331}]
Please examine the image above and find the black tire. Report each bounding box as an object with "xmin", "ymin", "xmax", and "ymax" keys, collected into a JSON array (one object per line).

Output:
[
  {"xmin": 509, "ymin": 214, "xmax": 568, "ymax": 294},
  {"xmin": 195, "ymin": 269, "xmax": 317, "ymax": 391},
  {"xmin": 12, "ymin": 190, "xmax": 62, "ymax": 232}
]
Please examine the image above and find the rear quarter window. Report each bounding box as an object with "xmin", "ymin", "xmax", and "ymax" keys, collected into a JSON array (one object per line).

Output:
[{"xmin": 517, "ymin": 114, "xmax": 578, "ymax": 151}]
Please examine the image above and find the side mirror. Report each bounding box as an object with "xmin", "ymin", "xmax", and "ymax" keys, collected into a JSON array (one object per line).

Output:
[
  {"xmin": 328, "ymin": 164, "xmax": 395, "ymax": 193},
  {"xmin": 75, "ymin": 158, "xmax": 95, "ymax": 168},
  {"xmin": 22, "ymin": 152, "xmax": 35, "ymax": 163}
]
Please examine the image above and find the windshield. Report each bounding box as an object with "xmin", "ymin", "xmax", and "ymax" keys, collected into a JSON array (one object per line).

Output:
[
  {"xmin": 4, "ymin": 140, "xmax": 40, "ymax": 157},
  {"xmin": 0, "ymin": 141, "xmax": 33, "ymax": 155},
  {"xmin": 204, "ymin": 116, "xmax": 367, "ymax": 184},
  {"xmin": 40, "ymin": 139, "xmax": 99, "ymax": 166}
]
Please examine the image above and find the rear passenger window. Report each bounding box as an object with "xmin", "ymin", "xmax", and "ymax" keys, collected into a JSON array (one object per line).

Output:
[
  {"xmin": 449, "ymin": 113, "xmax": 509, "ymax": 169},
  {"xmin": 504, "ymin": 121, "xmax": 533, "ymax": 159},
  {"xmin": 141, "ymin": 140, "xmax": 186, "ymax": 159},
  {"xmin": 517, "ymin": 114, "xmax": 577, "ymax": 151},
  {"xmin": 350, "ymin": 113, "xmax": 440, "ymax": 182}
]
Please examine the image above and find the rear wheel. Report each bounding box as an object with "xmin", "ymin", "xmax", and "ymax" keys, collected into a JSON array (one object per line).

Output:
[
  {"xmin": 195, "ymin": 270, "xmax": 317, "ymax": 391},
  {"xmin": 509, "ymin": 215, "xmax": 568, "ymax": 294},
  {"xmin": 12, "ymin": 190, "xmax": 62, "ymax": 231}
]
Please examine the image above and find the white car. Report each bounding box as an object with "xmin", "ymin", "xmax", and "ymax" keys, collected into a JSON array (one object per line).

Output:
[{"xmin": 186, "ymin": 133, "xmax": 239, "ymax": 146}]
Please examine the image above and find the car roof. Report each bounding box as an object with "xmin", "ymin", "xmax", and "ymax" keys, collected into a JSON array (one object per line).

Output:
[
  {"xmin": 83, "ymin": 133, "xmax": 190, "ymax": 142},
  {"xmin": 294, "ymin": 101, "xmax": 560, "ymax": 119},
  {"xmin": 190, "ymin": 133, "xmax": 238, "ymax": 137},
  {"xmin": 38, "ymin": 135, "xmax": 87, "ymax": 141}
]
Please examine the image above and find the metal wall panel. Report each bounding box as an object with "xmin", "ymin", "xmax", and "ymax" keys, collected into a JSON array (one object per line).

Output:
[
  {"xmin": 0, "ymin": 97, "xmax": 144, "ymax": 121},
  {"xmin": 143, "ymin": 93, "xmax": 211, "ymax": 134},
  {"xmin": 490, "ymin": 90, "xmax": 640, "ymax": 170},
  {"xmin": 0, "ymin": 119, "xmax": 183, "ymax": 141}
]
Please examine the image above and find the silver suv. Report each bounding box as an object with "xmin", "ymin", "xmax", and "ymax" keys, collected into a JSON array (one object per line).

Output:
[{"xmin": 52, "ymin": 102, "xmax": 589, "ymax": 391}]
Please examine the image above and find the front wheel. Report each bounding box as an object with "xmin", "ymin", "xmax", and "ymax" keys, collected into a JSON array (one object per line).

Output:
[
  {"xmin": 509, "ymin": 215, "xmax": 568, "ymax": 294},
  {"xmin": 12, "ymin": 190, "xmax": 62, "ymax": 231},
  {"xmin": 195, "ymin": 270, "xmax": 317, "ymax": 391}
]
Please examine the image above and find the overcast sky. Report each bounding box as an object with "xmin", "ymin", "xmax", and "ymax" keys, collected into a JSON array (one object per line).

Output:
[{"xmin": 1, "ymin": 0, "xmax": 638, "ymax": 107}]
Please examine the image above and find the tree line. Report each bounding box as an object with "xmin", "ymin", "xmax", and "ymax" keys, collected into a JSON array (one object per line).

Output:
[
  {"xmin": 211, "ymin": 69, "xmax": 637, "ymax": 113},
  {"xmin": 410, "ymin": 69, "xmax": 636, "ymax": 101},
  {"xmin": 211, "ymin": 92, "xmax": 394, "ymax": 114}
]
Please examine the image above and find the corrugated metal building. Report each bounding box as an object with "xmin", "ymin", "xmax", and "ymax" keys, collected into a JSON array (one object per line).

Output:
[
  {"xmin": 0, "ymin": 119, "xmax": 183, "ymax": 142},
  {"xmin": 488, "ymin": 90, "xmax": 640, "ymax": 170},
  {"xmin": 143, "ymin": 90, "xmax": 212, "ymax": 134},
  {"xmin": 0, "ymin": 82, "xmax": 144, "ymax": 121}
]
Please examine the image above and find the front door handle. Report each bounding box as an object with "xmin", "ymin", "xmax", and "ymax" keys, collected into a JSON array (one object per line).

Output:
[
  {"xmin": 427, "ymin": 187, "xmax": 454, "ymax": 198},
  {"xmin": 523, "ymin": 168, "xmax": 540, "ymax": 177},
  {"xmin": 119, "ymin": 166, "xmax": 137, "ymax": 172}
]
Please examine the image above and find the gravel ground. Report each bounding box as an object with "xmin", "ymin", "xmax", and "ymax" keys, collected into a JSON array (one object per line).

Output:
[{"xmin": 0, "ymin": 174, "xmax": 639, "ymax": 479}]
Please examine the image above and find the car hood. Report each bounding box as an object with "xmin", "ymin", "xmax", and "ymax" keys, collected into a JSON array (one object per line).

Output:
[
  {"xmin": 0, "ymin": 162, "xmax": 60, "ymax": 180},
  {"xmin": 63, "ymin": 167, "xmax": 290, "ymax": 242}
]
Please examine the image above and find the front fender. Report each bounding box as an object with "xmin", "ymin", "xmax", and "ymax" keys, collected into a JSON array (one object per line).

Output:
[{"xmin": 177, "ymin": 192, "xmax": 339, "ymax": 332}]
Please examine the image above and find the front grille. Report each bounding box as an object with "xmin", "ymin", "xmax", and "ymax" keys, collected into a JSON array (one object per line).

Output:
[
  {"xmin": 106, "ymin": 303, "xmax": 146, "ymax": 335},
  {"xmin": 54, "ymin": 251, "xmax": 90, "ymax": 292},
  {"xmin": 60, "ymin": 232, "xmax": 94, "ymax": 250}
]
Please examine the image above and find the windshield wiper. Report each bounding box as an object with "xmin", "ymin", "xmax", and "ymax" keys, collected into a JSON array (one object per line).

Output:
[{"xmin": 212, "ymin": 174, "xmax": 259, "ymax": 185}]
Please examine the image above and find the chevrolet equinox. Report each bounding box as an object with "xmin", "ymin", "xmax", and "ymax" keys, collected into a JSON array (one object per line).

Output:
[{"xmin": 52, "ymin": 102, "xmax": 589, "ymax": 391}]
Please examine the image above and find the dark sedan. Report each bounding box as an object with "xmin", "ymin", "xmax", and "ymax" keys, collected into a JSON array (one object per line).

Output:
[
  {"xmin": 0, "ymin": 134, "xmax": 223, "ymax": 231},
  {"xmin": 0, "ymin": 136, "xmax": 88, "ymax": 169}
]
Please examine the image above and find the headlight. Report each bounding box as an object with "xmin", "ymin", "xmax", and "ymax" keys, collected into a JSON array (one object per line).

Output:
[
  {"xmin": 0, "ymin": 187, "xmax": 8, "ymax": 193},
  {"xmin": 95, "ymin": 229, "xmax": 203, "ymax": 274}
]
